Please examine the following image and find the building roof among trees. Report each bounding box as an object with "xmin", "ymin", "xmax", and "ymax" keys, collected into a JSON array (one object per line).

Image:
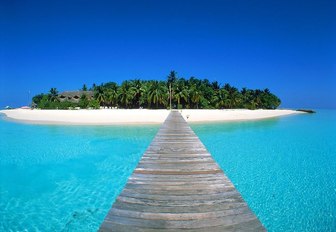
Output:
[{"xmin": 59, "ymin": 91, "xmax": 94, "ymax": 98}]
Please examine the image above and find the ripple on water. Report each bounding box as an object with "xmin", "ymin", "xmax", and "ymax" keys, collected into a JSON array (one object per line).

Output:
[
  {"xmin": 0, "ymin": 120, "xmax": 158, "ymax": 231},
  {"xmin": 191, "ymin": 111, "xmax": 336, "ymax": 231}
]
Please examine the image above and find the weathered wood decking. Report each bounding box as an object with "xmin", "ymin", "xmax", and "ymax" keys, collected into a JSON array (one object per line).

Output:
[{"xmin": 100, "ymin": 111, "xmax": 265, "ymax": 231}]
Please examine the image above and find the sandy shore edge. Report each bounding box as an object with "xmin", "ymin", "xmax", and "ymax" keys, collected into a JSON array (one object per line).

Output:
[{"xmin": 0, "ymin": 109, "xmax": 303, "ymax": 125}]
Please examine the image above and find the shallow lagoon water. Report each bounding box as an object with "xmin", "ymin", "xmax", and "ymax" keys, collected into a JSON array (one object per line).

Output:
[
  {"xmin": 191, "ymin": 110, "xmax": 336, "ymax": 231},
  {"xmin": 0, "ymin": 115, "xmax": 158, "ymax": 231},
  {"xmin": 1, "ymin": 110, "xmax": 336, "ymax": 231}
]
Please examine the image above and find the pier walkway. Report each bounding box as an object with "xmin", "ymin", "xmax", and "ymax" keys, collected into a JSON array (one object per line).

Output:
[{"xmin": 100, "ymin": 111, "xmax": 265, "ymax": 231}]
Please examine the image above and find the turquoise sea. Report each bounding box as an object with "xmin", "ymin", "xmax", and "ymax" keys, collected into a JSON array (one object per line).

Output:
[
  {"xmin": 0, "ymin": 110, "xmax": 335, "ymax": 231},
  {"xmin": 0, "ymin": 116, "xmax": 159, "ymax": 231}
]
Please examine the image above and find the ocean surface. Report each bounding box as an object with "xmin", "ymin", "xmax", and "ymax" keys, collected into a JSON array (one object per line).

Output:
[
  {"xmin": 1, "ymin": 110, "xmax": 335, "ymax": 231},
  {"xmin": 0, "ymin": 116, "xmax": 159, "ymax": 231},
  {"xmin": 192, "ymin": 110, "xmax": 336, "ymax": 231}
]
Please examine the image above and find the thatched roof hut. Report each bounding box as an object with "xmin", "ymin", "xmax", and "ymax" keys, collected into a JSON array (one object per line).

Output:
[{"xmin": 59, "ymin": 91, "xmax": 94, "ymax": 103}]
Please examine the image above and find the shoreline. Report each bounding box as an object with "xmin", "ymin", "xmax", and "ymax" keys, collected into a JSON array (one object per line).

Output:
[{"xmin": 0, "ymin": 109, "xmax": 303, "ymax": 125}]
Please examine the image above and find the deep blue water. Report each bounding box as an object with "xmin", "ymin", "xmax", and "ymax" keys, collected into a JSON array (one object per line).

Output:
[{"xmin": 1, "ymin": 110, "xmax": 335, "ymax": 231}]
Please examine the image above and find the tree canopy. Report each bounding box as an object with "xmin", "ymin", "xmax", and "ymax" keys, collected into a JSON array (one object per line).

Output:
[{"xmin": 32, "ymin": 71, "xmax": 281, "ymax": 110}]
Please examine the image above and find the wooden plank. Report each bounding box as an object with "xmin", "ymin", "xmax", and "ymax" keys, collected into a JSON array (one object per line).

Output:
[
  {"xmin": 99, "ymin": 111, "xmax": 265, "ymax": 231},
  {"xmin": 103, "ymin": 213, "xmax": 257, "ymax": 229}
]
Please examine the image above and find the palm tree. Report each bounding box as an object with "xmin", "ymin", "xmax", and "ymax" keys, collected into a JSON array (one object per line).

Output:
[
  {"xmin": 199, "ymin": 80, "xmax": 214, "ymax": 107},
  {"xmin": 228, "ymin": 91, "xmax": 242, "ymax": 108},
  {"xmin": 103, "ymin": 89, "xmax": 116, "ymax": 108},
  {"xmin": 48, "ymin": 88, "xmax": 59, "ymax": 102},
  {"xmin": 167, "ymin": 71, "xmax": 178, "ymax": 109},
  {"xmin": 103, "ymin": 82, "xmax": 118, "ymax": 107},
  {"xmin": 79, "ymin": 94, "xmax": 89, "ymax": 108},
  {"xmin": 223, "ymin": 83, "xmax": 241, "ymax": 108},
  {"xmin": 147, "ymin": 81, "xmax": 167, "ymax": 109},
  {"xmin": 94, "ymin": 86, "xmax": 105, "ymax": 106},
  {"xmin": 241, "ymin": 88, "xmax": 253, "ymax": 109},
  {"xmin": 259, "ymin": 89, "xmax": 280, "ymax": 109},
  {"xmin": 254, "ymin": 89, "xmax": 263, "ymax": 109},
  {"xmin": 118, "ymin": 81, "xmax": 134, "ymax": 108},
  {"xmin": 167, "ymin": 70, "xmax": 177, "ymax": 85},
  {"xmin": 91, "ymin": 83, "xmax": 96, "ymax": 91},
  {"xmin": 211, "ymin": 81, "xmax": 221, "ymax": 91},
  {"xmin": 189, "ymin": 84, "xmax": 203, "ymax": 109},
  {"xmin": 214, "ymin": 88, "xmax": 229, "ymax": 109},
  {"xmin": 130, "ymin": 79, "xmax": 145, "ymax": 108},
  {"xmin": 173, "ymin": 80, "xmax": 188, "ymax": 108}
]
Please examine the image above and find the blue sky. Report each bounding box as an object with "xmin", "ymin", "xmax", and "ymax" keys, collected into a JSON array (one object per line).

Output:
[{"xmin": 1, "ymin": 0, "xmax": 335, "ymax": 108}]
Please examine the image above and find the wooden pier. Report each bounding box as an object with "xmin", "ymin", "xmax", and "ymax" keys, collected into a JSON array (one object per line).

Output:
[{"xmin": 100, "ymin": 111, "xmax": 265, "ymax": 231}]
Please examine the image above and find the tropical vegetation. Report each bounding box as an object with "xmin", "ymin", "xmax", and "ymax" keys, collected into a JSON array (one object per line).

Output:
[{"xmin": 32, "ymin": 71, "xmax": 281, "ymax": 110}]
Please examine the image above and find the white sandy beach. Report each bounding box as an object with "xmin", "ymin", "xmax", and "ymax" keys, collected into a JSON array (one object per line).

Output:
[{"xmin": 0, "ymin": 109, "xmax": 302, "ymax": 125}]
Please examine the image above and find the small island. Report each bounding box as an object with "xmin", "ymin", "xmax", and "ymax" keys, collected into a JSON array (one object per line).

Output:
[
  {"xmin": 297, "ymin": 109, "xmax": 316, "ymax": 113},
  {"xmin": 31, "ymin": 71, "xmax": 281, "ymax": 110},
  {"xmin": 0, "ymin": 71, "xmax": 304, "ymax": 125}
]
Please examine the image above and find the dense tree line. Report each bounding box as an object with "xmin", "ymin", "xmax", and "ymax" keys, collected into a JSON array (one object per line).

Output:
[{"xmin": 32, "ymin": 71, "xmax": 281, "ymax": 109}]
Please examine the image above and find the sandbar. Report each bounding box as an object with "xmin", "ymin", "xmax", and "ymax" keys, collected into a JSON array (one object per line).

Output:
[{"xmin": 0, "ymin": 109, "xmax": 303, "ymax": 125}]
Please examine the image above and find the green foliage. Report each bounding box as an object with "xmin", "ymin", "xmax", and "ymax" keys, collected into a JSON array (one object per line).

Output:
[
  {"xmin": 118, "ymin": 81, "xmax": 133, "ymax": 108},
  {"xmin": 94, "ymin": 86, "xmax": 105, "ymax": 105},
  {"xmin": 31, "ymin": 72, "xmax": 282, "ymax": 110},
  {"xmin": 48, "ymin": 88, "xmax": 59, "ymax": 102},
  {"xmin": 32, "ymin": 93, "xmax": 45, "ymax": 105},
  {"xmin": 79, "ymin": 94, "xmax": 89, "ymax": 109},
  {"xmin": 147, "ymin": 81, "xmax": 167, "ymax": 109},
  {"xmin": 167, "ymin": 70, "xmax": 177, "ymax": 85},
  {"xmin": 88, "ymin": 99, "xmax": 100, "ymax": 109},
  {"xmin": 37, "ymin": 95, "xmax": 77, "ymax": 109},
  {"xmin": 55, "ymin": 101, "xmax": 77, "ymax": 110},
  {"xmin": 37, "ymin": 95, "xmax": 51, "ymax": 109}
]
